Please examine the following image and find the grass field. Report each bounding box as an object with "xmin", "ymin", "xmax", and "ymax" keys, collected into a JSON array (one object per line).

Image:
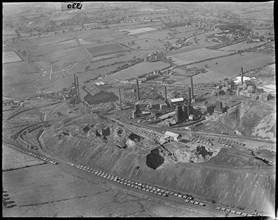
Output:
[
  {"xmin": 187, "ymin": 52, "xmax": 274, "ymax": 77},
  {"xmin": 3, "ymin": 52, "xmax": 22, "ymax": 64},
  {"xmin": 126, "ymin": 38, "xmax": 164, "ymax": 50},
  {"xmin": 3, "ymin": 162, "xmax": 211, "ymax": 217},
  {"xmin": 217, "ymin": 41, "xmax": 267, "ymax": 52},
  {"xmin": 87, "ymin": 43, "xmax": 129, "ymax": 57},
  {"xmin": 126, "ymin": 27, "xmax": 157, "ymax": 35},
  {"xmin": 168, "ymin": 48, "xmax": 231, "ymax": 65},
  {"xmin": 137, "ymin": 30, "xmax": 170, "ymax": 41},
  {"xmin": 109, "ymin": 61, "xmax": 170, "ymax": 80},
  {"xmin": 2, "ymin": 144, "xmax": 44, "ymax": 170}
]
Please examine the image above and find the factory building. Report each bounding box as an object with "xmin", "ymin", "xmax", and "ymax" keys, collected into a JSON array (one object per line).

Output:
[
  {"xmin": 206, "ymin": 104, "xmax": 215, "ymax": 115},
  {"xmin": 214, "ymin": 101, "xmax": 224, "ymax": 113},
  {"xmin": 160, "ymin": 103, "xmax": 169, "ymax": 111},
  {"xmin": 132, "ymin": 103, "xmax": 142, "ymax": 118},
  {"xmin": 164, "ymin": 131, "xmax": 182, "ymax": 142}
]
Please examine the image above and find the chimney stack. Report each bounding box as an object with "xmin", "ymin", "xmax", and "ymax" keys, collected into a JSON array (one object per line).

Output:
[
  {"xmin": 188, "ymin": 87, "xmax": 191, "ymax": 106},
  {"xmin": 74, "ymin": 73, "xmax": 77, "ymax": 102},
  {"xmin": 136, "ymin": 78, "xmax": 140, "ymax": 101},
  {"xmin": 241, "ymin": 67, "xmax": 244, "ymax": 85},
  {"xmin": 187, "ymin": 87, "xmax": 191, "ymax": 116},
  {"xmin": 74, "ymin": 74, "xmax": 80, "ymax": 103},
  {"xmin": 119, "ymin": 87, "xmax": 122, "ymax": 110},
  {"xmin": 164, "ymin": 86, "xmax": 167, "ymax": 102},
  {"xmin": 190, "ymin": 75, "xmax": 194, "ymax": 98}
]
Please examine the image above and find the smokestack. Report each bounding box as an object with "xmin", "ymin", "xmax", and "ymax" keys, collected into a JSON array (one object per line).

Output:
[
  {"xmin": 136, "ymin": 78, "xmax": 140, "ymax": 101},
  {"xmin": 188, "ymin": 87, "xmax": 191, "ymax": 106},
  {"xmin": 164, "ymin": 86, "xmax": 167, "ymax": 102},
  {"xmin": 187, "ymin": 87, "xmax": 191, "ymax": 116},
  {"xmin": 241, "ymin": 67, "xmax": 244, "ymax": 85},
  {"xmin": 74, "ymin": 73, "xmax": 77, "ymax": 99},
  {"xmin": 190, "ymin": 75, "xmax": 194, "ymax": 98},
  {"xmin": 76, "ymin": 75, "xmax": 80, "ymax": 103},
  {"xmin": 119, "ymin": 87, "xmax": 122, "ymax": 110}
]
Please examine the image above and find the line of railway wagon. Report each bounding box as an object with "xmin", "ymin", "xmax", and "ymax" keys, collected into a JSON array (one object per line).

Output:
[
  {"xmin": 71, "ymin": 162, "xmax": 263, "ymax": 217},
  {"xmin": 71, "ymin": 163, "xmax": 205, "ymax": 204},
  {"xmin": 3, "ymin": 143, "xmax": 57, "ymax": 165}
]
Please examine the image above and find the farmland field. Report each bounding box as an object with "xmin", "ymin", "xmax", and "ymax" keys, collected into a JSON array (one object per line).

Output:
[
  {"xmin": 125, "ymin": 27, "xmax": 157, "ymax": 35},
  {"xmin": 168, "ymin": 68, "xmax": 229, "ymax": 86},
  {"xmin": 3, "ymin": 51, "xmax": 22, "ymax": 64},
  {"xmin": 217, "ymin": 41, "xmax": 267, "ymax": 52},
  {"xmin": 188, "ymin": 52, "xmax": 274, "ymax": 76},
  {"xmin": 2, "ymin": 144, "xmax": 44, "ymax": 170},
  {"xmin": 125, "ymin": 38, "xmax": 164, "ymax": 50},
  {"xmin": 106, "ymin": 61, "xmax": 170, "ymax": 80},
  {"xmin": 137, "ymin": 30, "xmax": 170, "ymax": 41},
  {"xmin": 187, "ymin": 52, "xmax": 274, "ymax": 77},
  {"xmin": 87, "ymin": 43, "xmax": 129, "ymax": 57},
  {"xmin": 168, "ymin": 48, "xmax": 231, "ymax": 65}
]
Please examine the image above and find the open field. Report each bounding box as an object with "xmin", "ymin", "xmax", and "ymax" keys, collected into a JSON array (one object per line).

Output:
[
  {"xmin": 124, "ymin": 38, "xmax": 164, "ymax": 50},
  {"xmin": 2, "ymin": 144, "xmax": 44, "ymax": 170},
  {"xmin": 169, "ymin": 69, "xmax": 230, "ymax": 85},
  {"xmin": 3, "ymin": 51, "xmax": 23, "ymax": 63},
  {"xmin": 87, "ymin": 43, "xmax": 129, "ymax": 57},
  {"xmin": 168, "ymin": 48, "xmax": 231, "ymax": 65},
  {"xmin": 217, "ymin": 41, "xmax": 267, "ymax": 52},
  {"xmin": 3, "ymin": 63, "xmax": 41, "ymax": 98},
  {"xmin": 80, "ymin": 29, "xmax": 130, "ymax": 43},
  {"xmin": 187, "ymin": 52, "xmax": 274, "ymax": 77},
  {"xmin": 109, "ymin": 61, "xmax": 170, "ymax": 80},
  {"xmin": 3, "ymin": 157, "xmax": 215, "ymax": 217},
  {"xmin": 137, "ymin": 30, "xmax": 170, "ymax": 41},
  {"xmin": 125, "ymin": 27, "xmax": 157, "ymax": 35}
]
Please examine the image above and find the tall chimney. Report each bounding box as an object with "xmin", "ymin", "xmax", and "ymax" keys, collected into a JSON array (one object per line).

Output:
[
  {"xmin": 76, "ymin": 75, "xmax": 80, "ymax": 103},
  {"xmin": 190, "ymin": 75, "xmax": 194, "ymax": 98},
  {"xmin": 241, "ymin": 67, "xmax": 244, "ymax": 85},
  {"xmin": 187, "ymin": 87, "xmax": 191, "ymax": 116},
  {"xmin": 188, "ymin": 87, "xmax": 191, "ymax": 106},
  {"xmin": 119, "ymin": 87, "xmax": 122, "ymax": 110},
  {"xmin": 136, "ymin": 78, "xmax": 140, "ymax": 101},
  {"xmin": 74, "ymin": 73, "xmax": 77, "ymax": 101},
  {"xmin": 164, "ymin": 86, "xmax": 167, "ymax": 102}
]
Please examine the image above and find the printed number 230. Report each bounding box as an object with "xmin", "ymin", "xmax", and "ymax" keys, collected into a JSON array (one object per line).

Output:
[{"xmin": 67, "ymin": 3, "xmax": 82, "ymax": 9}]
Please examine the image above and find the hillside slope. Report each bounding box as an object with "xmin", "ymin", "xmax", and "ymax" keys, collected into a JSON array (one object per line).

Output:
[
  {"xmin": 40, "ymin": 114, "xmax": 275, "ymax": 214},
  {"xmin": 221, "ymin": 99, "xmax": 276, "ymax": 139}
]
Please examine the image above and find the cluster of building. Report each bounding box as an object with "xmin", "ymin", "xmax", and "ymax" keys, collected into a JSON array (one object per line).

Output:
[
  {"xmin": 236, "ymin": 68, "xmax": 274, "ymax": 101},
  {"xmin": 206, "ymin": 100, "xmax": 225, "ymax": 115},
  {"xmin": 131, "ymin": 76, "xmax": 203, "ymax": 126},
  {"xmin": 212, "ymin": 79, "xmax": 235, "ymax": 96}
]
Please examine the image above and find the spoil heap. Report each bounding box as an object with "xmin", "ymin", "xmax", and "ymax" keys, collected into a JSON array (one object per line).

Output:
[{"xmin": 40, "ymin": 114, "xmax": 275, "ymax": 212}]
